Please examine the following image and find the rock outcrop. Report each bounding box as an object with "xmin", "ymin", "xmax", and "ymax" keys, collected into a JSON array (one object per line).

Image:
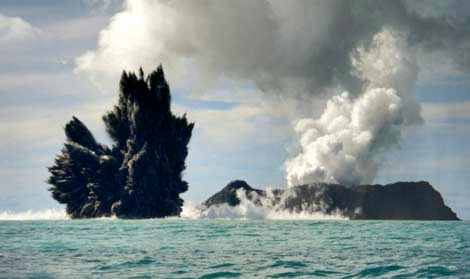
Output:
[{"xmin": 204, "ymin": 180, "xmax": 460, "ymax": 220}]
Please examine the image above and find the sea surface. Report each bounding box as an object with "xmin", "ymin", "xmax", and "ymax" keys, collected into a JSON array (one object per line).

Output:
[{"xmin": 0, "ymin": 219, "xmax": 469, "ymax": 278}]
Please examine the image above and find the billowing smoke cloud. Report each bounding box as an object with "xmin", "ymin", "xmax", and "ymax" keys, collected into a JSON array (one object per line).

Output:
[
  {"xmin": 286, "ymin": 30, "xmax": 419, "ymax": 186},
  {"xmin": 76, "ymin": 0, "xmax": 470, "ymax": 186},
  {"xmin": 76, "ymin": 0, "xmax": 470, "ymax": 97}
]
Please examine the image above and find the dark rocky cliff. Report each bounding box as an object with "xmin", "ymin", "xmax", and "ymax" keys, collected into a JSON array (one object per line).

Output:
[{"xmin": 204, "ymin": 180, "xmax": 459, "ymax": 220}]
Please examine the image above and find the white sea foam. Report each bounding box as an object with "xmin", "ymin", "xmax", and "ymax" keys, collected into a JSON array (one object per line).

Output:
[
  {"xmin": 0, "ymin": 208, "xmax": 68, "ymax": 220},
  {"xmin": 2, "ymin": 190, "xmax": 347, "ymax": 221},
  {"xmin": 181, "ymin": 189, "xmax": 347, "ymax": 220},
  {"xmin": 0, "ymin": 206, "xmax": 345, "ymax": 221}
]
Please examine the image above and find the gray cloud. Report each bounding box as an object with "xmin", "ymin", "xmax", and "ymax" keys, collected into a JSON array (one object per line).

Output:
[
  {"xmin": 77, "ymin": 0, "xmax": 470, "ymax": 98},
  {"xmin": 73, "ymin": 0, "xmax": 470, "ymax": 188}
]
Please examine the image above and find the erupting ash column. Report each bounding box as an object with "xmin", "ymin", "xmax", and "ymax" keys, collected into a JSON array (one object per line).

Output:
[{"xmin": 48, "ymin": 66, "xmax": 194, "ymax": 218}]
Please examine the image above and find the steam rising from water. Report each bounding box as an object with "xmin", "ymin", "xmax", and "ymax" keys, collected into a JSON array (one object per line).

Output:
[
  {"xmin": 285, "ymin": 30, "xmax": 421, "ymax": 186},
  {"xmin": 181, "ymin": 189, "xmax": 347, "ymax": 220}
]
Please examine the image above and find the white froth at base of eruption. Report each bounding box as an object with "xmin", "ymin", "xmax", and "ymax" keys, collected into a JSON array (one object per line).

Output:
[
  {"xmin": 181, "ymin": 189, "xmax": 347, "ymax": 220},
  {"xmin": 1, "ymin": 199, "xmax": 347, "ymax": 221},
  {"xmin": 285, "ymin": 29, "xmax": 421, "ymax": 187},
  {"xmin": 0, "ymin": 209, "xmax": 68, "ymax": 220}
]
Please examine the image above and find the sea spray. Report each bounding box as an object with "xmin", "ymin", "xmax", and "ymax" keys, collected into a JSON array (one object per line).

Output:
[
  {"xmin": 181, "ymin": 189, "xmax": 347, "ymax": 220},
  {"xmin": 2, "ymin": 192, "xmax": 346, "ymax": 221},
  {"xmin": 0, "ymin": 208, "xmax": 68, "ymax": 221}
]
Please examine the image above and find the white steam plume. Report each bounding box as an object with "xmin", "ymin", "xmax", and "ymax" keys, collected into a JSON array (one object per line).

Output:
[
  {"xmin": 180, "ymin": 189, "xmax": 347, "ymax": 220},
  {"xmin": 285, "ymin": 30, "xmax": 421, "ymax": 186},
  {"xmin": 75, "ymin": 1, "xmax": 470, "ymax": 189}
]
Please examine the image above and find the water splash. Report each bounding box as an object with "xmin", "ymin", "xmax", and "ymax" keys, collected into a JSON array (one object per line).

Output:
[
  {"xmin": 0, "ymin": 209, "xmax": 68, "ymax": 220},
  {"xmin": 181, "ymin": 190, "xmax": 347, "ymax": 220},
  {"xmin": 2, "ymin": 189, "xmax": 347, "ymax": 221}
]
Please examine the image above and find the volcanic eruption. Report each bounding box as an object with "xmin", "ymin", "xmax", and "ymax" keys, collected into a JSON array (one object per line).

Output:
[{"xmin": 47, "ymin": 66, "xmax": 194, "ymax": 218}]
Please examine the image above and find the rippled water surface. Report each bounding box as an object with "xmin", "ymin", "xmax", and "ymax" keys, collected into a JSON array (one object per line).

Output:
[{"xmin": 1, "ymin": 220, "xmax": 469, "ymax": 278}]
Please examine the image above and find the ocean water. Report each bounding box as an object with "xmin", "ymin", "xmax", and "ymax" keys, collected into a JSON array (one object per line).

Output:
[{"xmin": 1, "ymin": 218, "xmax": 469, "ymax": 278}]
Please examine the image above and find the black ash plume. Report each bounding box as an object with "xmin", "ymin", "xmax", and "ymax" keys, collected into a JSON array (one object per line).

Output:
[{"xmin": 48, "ymin": 66, "xmax": 194, "ymax": 218}]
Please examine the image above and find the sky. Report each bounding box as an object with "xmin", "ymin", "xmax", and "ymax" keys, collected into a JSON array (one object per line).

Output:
[{"xmin": 0, "ymin": 0, "xmax": 469, "ymax": 219}]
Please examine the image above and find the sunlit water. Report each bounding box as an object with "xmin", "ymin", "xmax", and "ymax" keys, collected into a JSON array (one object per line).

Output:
[{"xmin": 1, "ymin": 219, "xmax": 469, "ymax": 278}]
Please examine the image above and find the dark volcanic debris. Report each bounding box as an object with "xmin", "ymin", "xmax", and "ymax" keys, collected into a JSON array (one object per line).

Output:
[{"xmin": 48, "ymin": 66, "xmax": 194, "ymax": 219}]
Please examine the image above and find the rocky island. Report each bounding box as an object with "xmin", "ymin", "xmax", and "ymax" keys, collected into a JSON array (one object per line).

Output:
[{"xmin": 204, "ymin": 180, "xmax": 459, "ymax": 220}]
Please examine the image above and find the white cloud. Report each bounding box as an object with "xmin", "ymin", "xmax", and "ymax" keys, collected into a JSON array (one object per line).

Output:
[
  {"xmin": 0, "ymin": 14, "xmax": 40, "ymax": 43},
  {"xmin": 0, "ymin": 72, "xmax": 87, "ymax": 95}
]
